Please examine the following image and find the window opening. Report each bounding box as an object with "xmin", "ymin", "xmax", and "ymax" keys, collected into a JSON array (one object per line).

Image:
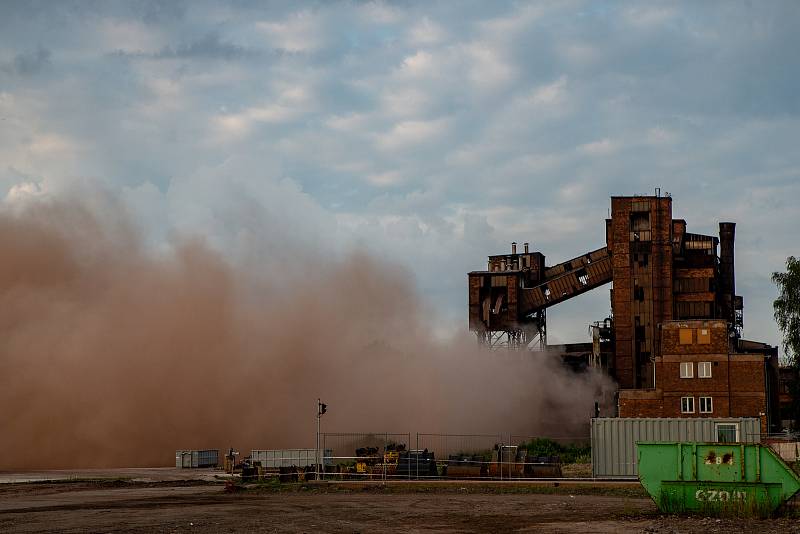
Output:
[
  {"xmin": 680, "ymin": 362, "xmax": 693, "ymax": 378},
  {"xmin": 716, "ymin": 423, "xmax": 739, "ymax": 443}
]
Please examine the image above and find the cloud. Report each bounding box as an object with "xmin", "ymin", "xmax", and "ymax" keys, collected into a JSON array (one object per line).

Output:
[
  {"xmin": 622, "ymin": 5, "xmax": 676, "ymax": 28},
  {"xmin": 527, "ymin": 76, "xmax": 569, "ymax": 107},
  {"xmin": 211, "ymin": 84, "xmax": 315, "ymax": 140},
  {"xmin": 376, "ymin": 118, "xmax": 450, "ymax": 151},
  {"xmin": 464, "ymin": 41, "xmax": 516, "ymax": 91},
  {"xmin": 366, "ymin": 170, "xmax": 403, "ymax": 187},
  {"xmin": 112, "ymin": 33, "xmax": 258, "ymax": 60},
  {"xmin": 256, "ymin": 10, "xmax": 324, "ymax": 52},
  {"xmin": 578, "ymin": 138, "xmax": 618, "ymax": 156},
  {"xmin": 11, "ymin": 46, "xmax": 51, "ymax": 75},
  {"xmin": 408, "ymin": 17, "xmax": 446, "ymax": 45},
  {"xmin": 397, "ymin": 50, "xmax": 439, "ymax": 78},
  {"xmin": 0, "ymin": 0, "xmax": 798, "ymax": 353},
  {"xmin": 155, "ymin": 33, "xmax": 255, "ymax": 59}
]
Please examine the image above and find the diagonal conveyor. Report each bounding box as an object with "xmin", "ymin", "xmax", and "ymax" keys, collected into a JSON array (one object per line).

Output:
[{"xmin": 517, "ymin": 247, "xmax": 612, "ymax": 316}]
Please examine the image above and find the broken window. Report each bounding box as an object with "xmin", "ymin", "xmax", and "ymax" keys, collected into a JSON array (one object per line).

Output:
[
  {"xmin": 634, "ymin": 286, "xmax": 645, "ymax": 301},
  {"xmin": 630, "ymin": 213, "xmax": 651, "ymax": 242}
]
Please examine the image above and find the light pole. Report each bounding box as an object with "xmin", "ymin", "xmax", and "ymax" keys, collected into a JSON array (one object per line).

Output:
[{"xmin": 316, "ymin": 399, "xmax": 327, "ymax": 480}]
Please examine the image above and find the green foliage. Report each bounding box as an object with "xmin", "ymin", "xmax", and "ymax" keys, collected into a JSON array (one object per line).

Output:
[
  {"xmin": 453, "ymin": 449, "xmax": 493, "ymax": 460},
  {"xmin": 519, "ymin": 438, "xmax": 591, "ymax": 464},
  {"xmin": 773, "ymin": 256, "xmax": 800, "ymax": 430},
  {"xmin": 773, "ymin": 256, "xmax": 800, "ymax": 365}
]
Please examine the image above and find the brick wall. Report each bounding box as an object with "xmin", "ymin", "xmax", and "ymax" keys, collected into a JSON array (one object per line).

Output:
[
  {"xmin": 618, "ymin": 389, "xmax": 664, "ymax": 418},
  {"xmin": 609, "ymin": 196, "xmax": 673, "ymax": 389},
  {"xmin": 660, "ymin": 320, "xmax": 728, "ymax": 355},
  {"xmin": 620, "ymin": 319, "xmax": 769, "ymax": 431}
]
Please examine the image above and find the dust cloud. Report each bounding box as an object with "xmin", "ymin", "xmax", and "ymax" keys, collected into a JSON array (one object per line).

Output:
[{"xmin": 0, "ymin": 195, "xmax": 613, "ymax": 469}]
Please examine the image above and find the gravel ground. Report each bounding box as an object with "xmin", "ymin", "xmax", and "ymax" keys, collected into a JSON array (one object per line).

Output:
[{"xmin": 0, "ymin": 478, "xmax": 798, "ymax": 533}]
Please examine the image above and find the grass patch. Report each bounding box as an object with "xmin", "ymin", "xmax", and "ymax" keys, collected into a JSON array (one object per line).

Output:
[
  {"xmin": 517, "ymin": 438, "xmax": 591, "ymax": 464},
  {"xmin": 242, "ymin": 480, "xmax": 648, "ymax": 498}
]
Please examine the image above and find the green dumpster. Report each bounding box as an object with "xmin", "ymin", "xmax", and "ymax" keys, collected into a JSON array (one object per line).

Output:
[{"xmin": 637, "ymin": 442, "xmax": 800, "ymax": 515}]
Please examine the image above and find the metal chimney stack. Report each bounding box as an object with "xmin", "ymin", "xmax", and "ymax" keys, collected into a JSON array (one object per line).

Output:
[{"xmin": 719, "ymin": 222, "xmax": 736, "ymax": 325}]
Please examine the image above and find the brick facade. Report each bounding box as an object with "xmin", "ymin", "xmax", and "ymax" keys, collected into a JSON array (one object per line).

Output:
[
  {"xmin": 619, "ymin": 320, "xmax": 770, "ymax": 432},
  {"xmin": 608, "ymin": 196, "xmax": 673, "ymax": 389}
]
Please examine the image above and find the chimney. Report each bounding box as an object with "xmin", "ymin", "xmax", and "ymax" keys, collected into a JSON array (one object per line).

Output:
[
  {"xmin": 719, "ymin": 222, "xmax": 736, "ymax": 324},
  {"xmin": 523, "ymin": 242, "xmax": 529, "ymax": 253},
  {"xmin": 511, "ymin": 242, "xmax": 517, "ymax": 254}
]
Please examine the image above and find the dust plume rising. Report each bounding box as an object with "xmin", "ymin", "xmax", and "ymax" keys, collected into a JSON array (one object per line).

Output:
[{"xmin": 0, "ymin": 195, "xmax": 612, "ymax": 469}]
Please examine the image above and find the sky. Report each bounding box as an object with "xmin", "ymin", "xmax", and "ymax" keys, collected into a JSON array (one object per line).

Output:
[{"xmin": 1, "ymin": 0, "xmax": 799, "ymax": 352}]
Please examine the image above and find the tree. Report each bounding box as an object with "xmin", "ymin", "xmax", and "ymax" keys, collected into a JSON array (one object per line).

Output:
[
  {"xmin": 773, "ymin": 256, "xmax": 800, "ymax": 430},
  {"xmin": 773, "ymin": 256, "xmax": 800, "ymax": 364}
]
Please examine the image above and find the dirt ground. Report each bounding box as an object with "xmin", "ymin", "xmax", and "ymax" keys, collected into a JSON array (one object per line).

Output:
[{"xmin": 1, "ymin": 478, "xmax": 799, "ymax": 533}]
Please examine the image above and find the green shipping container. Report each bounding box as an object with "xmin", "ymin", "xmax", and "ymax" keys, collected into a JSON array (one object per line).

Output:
[{"xmin": 638, "ymin": 442, "xmax": 800, "ymax": 515}]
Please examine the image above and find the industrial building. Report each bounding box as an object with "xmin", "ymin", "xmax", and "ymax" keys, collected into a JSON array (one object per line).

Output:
[
  {"xmin": 468, "ymin": 193, "xmax": 780, "ymax": 432},
  {"xmin": 618, "ymin": 319, "xmax": 779, "ymax": 432}
]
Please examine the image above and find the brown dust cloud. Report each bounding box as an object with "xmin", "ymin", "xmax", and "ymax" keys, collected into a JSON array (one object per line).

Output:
[{"xmin": 0, "ymin": 195, "xmax": 613, "ymax": 469}]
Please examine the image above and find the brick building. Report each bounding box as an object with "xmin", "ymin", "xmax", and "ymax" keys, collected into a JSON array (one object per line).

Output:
[
  {"xmin": 605, "ymin": 195, "xmax": 743, "ymax": 389},
  {"xmin": 619, "ymin": 320, "xmax": 780, "ymax": 432},
  {"xmin": 469, "ymin": 193, "xmax": 781, "ymax": 432}
]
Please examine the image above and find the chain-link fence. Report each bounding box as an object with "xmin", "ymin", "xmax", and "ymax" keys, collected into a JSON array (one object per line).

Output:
[
  {"xmin": 320, "ymin": 432, "xmax": 412, "ymax": 481},
  {"xmin": 311, "ymin": 432, "xmax": 589, "ymax": 481},
  {"xmin": 243, "ymin": 432, "xmax": 590, "ymax": 482}
]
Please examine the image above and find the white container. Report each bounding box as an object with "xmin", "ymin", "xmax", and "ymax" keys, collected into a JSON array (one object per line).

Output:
[
  {"xmin": 251, "ymin": 449, "xmax": 333, "ymax": 468},
  {"xmin": 591, "ymin": 417, "xmax": 760, "ymax": 478},
  {"xmin": 175, "ymin": 449, "xmax": 219, "ymax": 468}
]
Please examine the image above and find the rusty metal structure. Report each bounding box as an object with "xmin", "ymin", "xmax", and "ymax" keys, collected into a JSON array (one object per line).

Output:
[
  {"xmin": 468, "ymin": 192, "xmax": 745, "ymax": 388},
  {"xmin": 468, "ymin": 242, "xmax": 612, "ymax": 349}
]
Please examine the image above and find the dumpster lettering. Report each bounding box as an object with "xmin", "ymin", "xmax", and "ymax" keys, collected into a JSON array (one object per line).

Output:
[
  {"xmin": 704, "ymin": 451, "xmax": 734, "ymax": 465},
  {"xmin": 695, "ymin": 489, "xmax": 747, "ymax": 502}
]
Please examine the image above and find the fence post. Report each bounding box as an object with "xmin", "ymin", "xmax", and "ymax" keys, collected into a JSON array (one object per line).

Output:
[
  {"xmin": 408, "ymin": 432, "xmax": 411, "ymax": 481},
  {"xmin": 499, "ymin": 440, "xmax": 502, "ymax": 482},
  {"xmin": 416, "ymin": 433, "xmax": 419, "ymax": 480}
]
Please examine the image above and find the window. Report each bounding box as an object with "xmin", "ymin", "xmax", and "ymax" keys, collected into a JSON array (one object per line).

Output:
[
  {"xmin": 681, "ymin": 397, "xmax": 695, "ymax": 413},
  {"xmin": 630, "ymin": 212, "xmax": 651, "ymax": 230},
  {"xmin": 680, "ymin": 362, "xmax": 694, "ymax": 378},
  {"xmin": 716, "ymin": 423, "xmax": 739, "ymax": 443},
  {"xmin": 697, "ymin": 328, "xmax": 711, "ymax": 345},
  {"xmin": 675, "ymin": 302, "xmax": 713, "ymax": 319},
  {"xmin": 630, "ymin": 213, "xmax": 651, "ymax": 242},
  {"xmin": 698, "ymin": 362, "xmax": 712, "ymax": 378},
  {"xmin": 679, "ymin": 328, "xmax": 693, "ymax": 345},
  {"xmin": 699, "ymin": 397, "xmax": 713, "ymax": 413},
  {"xmin": 634, "ymin": 285, "xmax": 645, "ymax": 301},
  {"xmin": 675, "ymin": 278, "xmax": 710, "ymax": 293}
]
